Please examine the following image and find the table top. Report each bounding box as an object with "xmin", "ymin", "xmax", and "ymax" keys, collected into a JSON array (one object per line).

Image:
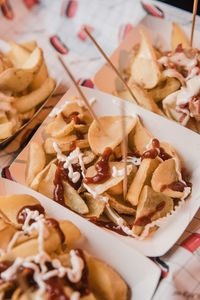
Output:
[{"xmin": 1, "ymin": 1, "xmax": 200, "ymax": 299}]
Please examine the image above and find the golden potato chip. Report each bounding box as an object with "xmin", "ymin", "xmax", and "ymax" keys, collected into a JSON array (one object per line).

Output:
[
  {"xmin": 128, "ymin": 119, "xmax": 152, "ymax": 154},
  {"xmin": 84, "ymin": 251, "xmax": 128, "ymax": 300},
  {"xmin": 63, "ymin": 181, "xmax": 89, "ymax": 214},
  {"xmin": 151, "ymin": 158, "xmax": 184, "ymax": 198},
  {"xmin": 26, "ymin": 142, "xmax": 46, "ymax": 186},
  {"xmin": 132, "ymin": 185, "xmax": 173, "ymax": 236},
  {"xmin": 0, "ymin": 194, "xmax": 41, "ymax": 226},
  {"xmin": 88, "ymin": 116, "xmax": 136, "ymax": 155},
  {"xmin": 107, "ymin": 181, "xmax": 123, "ymax": 195},
  {"xmin": 127, "ymin": 158, "xmax": 160, "ymax": 206},
  {"xmin": 130, "ymin": 30, "xmax": 161, "ymax": 89},
  {"xmin": 171, "ymin": 22, "xmax": 190, "ymax": 51},
  {"xmin": 84, "ymin": 193, "xmax": 106, "ymax": 218},
  {"xmin": 104, "ymin": 192, "xmax": 135, "ymax": 215},
  {"xmin": 85, "ymin": 162, "xmax": 132, "ymax": 195},
  {"xmin": 46, "ymin": 115, "xmax": 75, "ymax": 138},
  {"xmin": 58, "ymin": 220, "xmax": 82, "ymax": 244},
  {"xmin": 20, "ymin": 40, "xmax": 37, "ymax": 51}
]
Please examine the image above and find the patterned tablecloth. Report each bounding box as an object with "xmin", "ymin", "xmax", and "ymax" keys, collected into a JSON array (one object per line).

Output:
[{"xmin": 1, "ymin": 1, "xmax": 200, "ymax": 299}]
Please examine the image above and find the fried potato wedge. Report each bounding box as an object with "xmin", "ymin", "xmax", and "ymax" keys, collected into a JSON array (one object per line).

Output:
[
  {"xmin": 63, "ymin": 181, "xmax": 89, "ymax": 214},
  {"xmin": 127, "ymin": 158, "xmax": 160, "ymax": 206},
  {"xmin": 85, "ymin": 162, "xmax": 132, "ymax": 195},
  {"xmin": 151, "ymin": 158, "xmax": 184, "ymax": 198},
  {"xmin": 84, "ymin": 193, "xmax": 106, "ymax": 218},
  {"xmin": 171, "ymin": 22, "xmax": 190, "ymax": 51},
  {"xmin": 20, "ymin": 40, "xmax": 37, "ymax": 51},
  {"xmin": 62, "ymin": 102, "xmax": 83, "ymax": 116},
  {"xmin": 22, "ymin": 47, "xmax": 43, "ymax": 74},
  {"xmin": 107, "ymin": 181, "xmax": 123, "ymax": 195},
  {"xmin": 128, "ymin": 119, "xmax": 152, "ymax": 154},
  {"xmin": 131, "ymin": 30, "xmax": 161, "ymax": 89},
  {"xmin": 0, "ymin": 194, "xmax": 40, "ymax": 226},
  {"xmin": 29, "ymin": 60, "xmax": 48, "ymax": 90},
  {"xmin": 132, "ymin": 185, "xmax": 173, "ymax": 236},
  {"xmin": 84, "ymin": 251, "xmax": 128, "ymax": 300},
  {"xmin": 88, "ymin": 116, "xmax": 136, "ymax": 155},
  {"xmin": 0, "ymin": 68, "xmax": 34, "ymax": 92},
  {"xmin": 104, "ymin": 192, "xmax": 135, "ymax": 215},
  {"xmin": 7, "ymin": 42, "xmax": 30, "ymax": 67},
  {"xmin": 26, "ymin": 142, "xmax": 46, "ymax": 186},
  {"xmin": 14, "ymin": 77, "xmax": 55, "ymax": 113},
  {"xmin": 148, "ymin": 77, "xmax": 181, "ymax": 103}
]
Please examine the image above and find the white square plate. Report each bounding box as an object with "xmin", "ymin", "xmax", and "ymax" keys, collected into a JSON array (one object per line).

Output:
[
  {"xmin": 0, "ymin": 177, "xmax": 160, "ymax": 300},
  {"xmin": 9, "ymin": 86, "xmax": 200, "ymax": 257}
]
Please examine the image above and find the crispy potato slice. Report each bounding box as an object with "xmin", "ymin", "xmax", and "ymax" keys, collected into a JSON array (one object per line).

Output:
[
  {"xmin": 131, "ymin": 30, "xmax": 161, "ymax": 89},
  {"xmin": 26, "ymin": 142, "xmax": 46, "ymax": 186},
  {"xmin": 162, "ymin": 90, "xmax": 181, "ymax": 122},
  {"xmin": 171, "ymin": 22, "xmax": 190, "ymax": 51},
  {"xmin": 132, "ymin": 185, "xmax": 173, "ymax": 236},
  {"xmin": 14, "ymin": 77, "xmax": 56, "ymax": 113},
  {"xmin": 0, "ymin": 121, "xmax": 13, "ymax": 139},
  {"xmin": 59, "ymin": 220, "xmax": 82, "ymax": 244},
  {"xmin": 148, "ymin": 77, "xmax": 181, "ymax": 103},
  {"xmin": 116, "ymin": 89, "xmax": 137, "ymax": 104},
  {"xmin": 128, "ymin": 79, "xmax": 165, "ymax": 116},
  {"xmin": 0, "ymin": 68, "xmax": 34, "ymax": 93},
  {"xmin": 104, "ymin": 192, "xmax": 135, "ymax": 215},
  {"xmin": 127, "ymin": 158, "xmax": 160, "ymax": 206},
  {"xmin": 62, "ymin": 102, "xmax": 83, "ymax": 116},
  {"xmin": 160, "ymin": 142, "xmax": 181, "ymax": 167},
  {"xmin": 44, "ymin": 136, "xmax": 89, "ymax": 154},
  {"xmin": 7, "ymin": 42, "xmax": 30, "ymax": 67},
  {"xmin": 107, "ymin": 181, "xmax": 123, "ymax": 195},
  {"xmin": 30, "ymin": 158, "xmax": 57, "ymax": 191},
  {"xmin": 84, "ymin": 193, "xmax": 106, "ymax": 218},
  {"xmin": 84, "ymin": 251, "xmax": 128, "ymax": 300},
  {"xmin": 38, "ymin": 163, "xmax": 57, "ymax": 199},
  {"xmin": 63, "ymin": 181, "xmax": 89, "ymax": 214},
  {"xmin": 85, "ymin": 162, "xmax": 132, "ymax": 195},
  {"xmin": 151, "ymin": 158, "xmax": 184, "ymax": 198},
  {"xmin": 46, "ymin": 115, "xmax": 75, "ymax": 138},
  {"xmin": 128, "ymin": 119, "xmax": 152, "ymax": 154},
  {"xmin": 0, "ymin": 194, "xmax": 41, "ymax": 226},
  {"xmin": 88, "ymin": 116, "xmax": 136, "ymax": 155}
]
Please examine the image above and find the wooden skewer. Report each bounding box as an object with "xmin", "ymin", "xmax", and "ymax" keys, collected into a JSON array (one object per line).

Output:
[
  {"xmin": 190, "ymin": 0, "xmax": 198, "ymax": 46},
  {"xmin": 58, "ymin": 55, "xmax": 105, "ymax": 133},
  {"xmin": 120, "ymin": 101, "xmax": 128, "ymax": 200},
  {"xmin": 84, "ymin": 26, "xmax": 137, "ymax": 105}
]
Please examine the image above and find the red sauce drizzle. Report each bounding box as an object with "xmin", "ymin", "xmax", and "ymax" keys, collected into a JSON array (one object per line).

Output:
[
  {"xmin": 46, "ymin": 218, "xmax": 65, "ymax": 244},
  {"xmin": 54, "ymin": 161, "xmax": 83, "ymax": 206},
  {"xmin": 45, "ymin": 277, "xmax": 69, "ymax": 300},
  {"xmin": 88, "ymin": 217, "xmax": 130, "ymax": 236},
  {"xmin": 168, "ymin": 181, "xmax": 185, "ymax": 192},
  {"xmin": 134, "ymin": 201, "xmax": 166, "ymax": 227},
  {"xmin": 61, "ymin": 111, "xmax": 86, "ymax": 125},
  {"xmin": 83, "ymin": 147, "xmax": 112, "ymax": 184},
  {"xmin": 17, "ymin": 205, "xmax": 45, "ymax": 225},
  {"xmin": 142, "ymin": 138, "xmax": 172, "ymax": 161}
]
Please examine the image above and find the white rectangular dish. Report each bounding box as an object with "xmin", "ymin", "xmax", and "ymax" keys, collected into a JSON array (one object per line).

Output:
[
  {"xmin": 0, "ymin": 177, "xmax": 161, "ymax": 300},
  {"xmin": 9, "ymin": 86, "xmax": 200, "ymax": 257}
]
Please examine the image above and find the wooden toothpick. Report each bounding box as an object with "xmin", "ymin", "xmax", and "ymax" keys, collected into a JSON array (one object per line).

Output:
[
  {"xmin": 120, "ymin": 101, "xmax": 128, "ymax": 200},
  {"xmin": 190, "ymin": 0, "xmax": 198, "ymax": 46},
  {"xmin": 58, "ymin": 55, "xmax": 105, "ymax": 133},
  {"xmin": 83, "ymin": 26, "xmax": 137, "ymax": 104}
]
